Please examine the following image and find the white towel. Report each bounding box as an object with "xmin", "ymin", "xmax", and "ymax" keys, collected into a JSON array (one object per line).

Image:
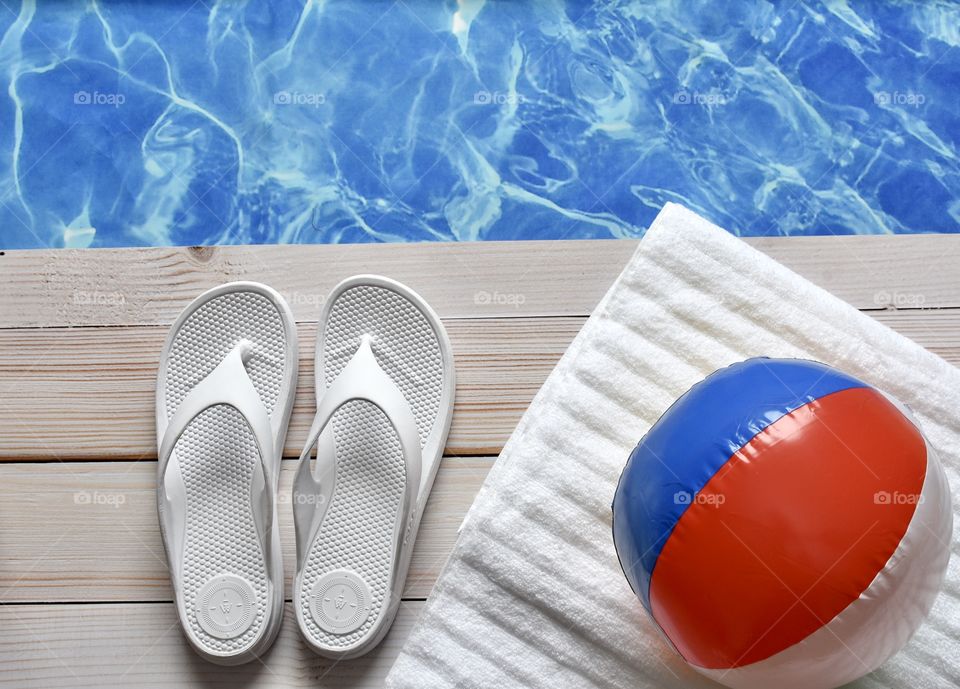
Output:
[{"xmin": 386, "ymin": 203, "xmax": 960, "ymax": 689}]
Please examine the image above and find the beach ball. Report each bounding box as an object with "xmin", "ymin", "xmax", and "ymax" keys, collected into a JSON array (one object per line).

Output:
[{"xmin": 612, "ymin": 358, "xmax": 952, "ymax": 689}]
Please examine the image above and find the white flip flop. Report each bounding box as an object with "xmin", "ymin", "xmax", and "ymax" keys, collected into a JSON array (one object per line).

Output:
[
  {"xmin": 293, "ymin": 275, "xmax": 455, "ymax": 659},
  {"xmin": 156, "ymin": 282, "xmax": 297, "ymax": 665}
]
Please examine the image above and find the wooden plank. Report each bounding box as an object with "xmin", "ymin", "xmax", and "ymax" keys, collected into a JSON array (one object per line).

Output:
[
  {"xmin": 2, "ymin": 235, "xmax": 960, "ymax": 328},
  {"xmin": 0, "ymin": 457, "xmax": 490, "ymax": 603},
  {"xmin": 0, "ymin": 240, "xmax": 638, "ymax": 326},
  {"xmin": 0, "ymin": 600, "xmax": 420, "ymax": 687},
  {"xmin": 747, "ymin": 234, "xmax": 960, "ymax": 311},
  {"xmin": 0, "ymin": 317, "xmax": 578, "ymax": 460},
  {"xmin": 2, "ymin": 309, "xmax": 959, "ymax": 462},
  {"xmin": 870, "ymin": 310, "xmax": 960, "ymax": 365}
]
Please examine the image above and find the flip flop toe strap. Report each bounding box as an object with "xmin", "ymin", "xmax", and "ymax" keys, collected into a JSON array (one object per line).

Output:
[
  {"xmin": 158, "ymin": 341, "xmax": 277, "ymax": 581},
  {"xmin": 293, "ymin": 335, "xmax": 423, "ymax": 570}
]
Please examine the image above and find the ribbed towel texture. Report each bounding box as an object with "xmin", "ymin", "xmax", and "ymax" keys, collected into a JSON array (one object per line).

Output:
[{"xmin": 386, "ymin": 203, "xmax": 960, "ymax": 689}]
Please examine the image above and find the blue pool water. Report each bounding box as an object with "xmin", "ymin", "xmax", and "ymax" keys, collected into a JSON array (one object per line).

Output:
[{"xmin": 1, "ymin": 1, "xmax": 958, "ymax": 249}]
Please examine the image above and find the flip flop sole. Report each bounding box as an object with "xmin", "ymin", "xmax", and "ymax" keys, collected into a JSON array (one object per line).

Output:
[
  {"xmin": 296, "ymin": 277, "xmax": 454, "ymax": 657},
  {"xmin": 157, "ymin": 284, "xmax": 296, "ymax": 663}
]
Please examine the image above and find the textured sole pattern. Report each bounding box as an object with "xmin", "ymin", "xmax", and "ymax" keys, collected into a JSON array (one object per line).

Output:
[
  {"xmin": 321, "ymin": 285, "xmax": 443, "ymax": 446},
  {"xmin": 163, "ymin": 291, "xmax": 286, "ymax": 656},
  {"xmin": 176, "ymin": 405, "xmax": 266, "ymax": 653},
  {"xmin": 298, "ymin": 401, "xmax": 404, "ymax": 648},
  {"xmin": 298, "ymin": 284, "xmax": 445, "ymax": 651},
  {"xmin": 164, "ymin": 292, "xmax": 285, "ymax": 418}
]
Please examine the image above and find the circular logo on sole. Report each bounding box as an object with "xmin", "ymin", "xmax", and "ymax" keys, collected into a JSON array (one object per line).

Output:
[
  {"xmin": 195, "ymin": 574, "xmax": 257, "ymax": 639},
  {"xmin": 309, "ymin": 570, "xmax": 372, "ymax": 634}
]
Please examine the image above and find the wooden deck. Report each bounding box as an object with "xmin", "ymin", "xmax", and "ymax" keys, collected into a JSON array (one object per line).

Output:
[{"xmin": 1, "ymin": 236, "xmax": 958, "ymax": 687}]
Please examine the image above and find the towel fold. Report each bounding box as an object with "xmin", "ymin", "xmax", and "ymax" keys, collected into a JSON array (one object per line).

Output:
[{"xmin": 386, "ymin": 203, "xmax": 960, "ymax": 689}]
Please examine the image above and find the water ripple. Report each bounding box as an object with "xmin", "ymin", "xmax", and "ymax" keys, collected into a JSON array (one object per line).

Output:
[{"xmin": 0, "ymin": 0, "xmax": 957, "ymax": 248}]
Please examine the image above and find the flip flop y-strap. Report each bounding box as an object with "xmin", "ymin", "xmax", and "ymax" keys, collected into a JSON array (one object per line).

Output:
[
  {"xmin": 293, "ymin": 335, "xmax": 423, "ymax": 571},
  {"xmin": 158, "ymin": 340, "xmax": 277, "ymax": 582}
]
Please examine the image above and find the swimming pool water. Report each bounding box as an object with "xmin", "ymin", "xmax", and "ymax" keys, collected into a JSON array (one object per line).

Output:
[{"xmin": 1, "ymin": 1, "xmax": 958, "ymax": 248}]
